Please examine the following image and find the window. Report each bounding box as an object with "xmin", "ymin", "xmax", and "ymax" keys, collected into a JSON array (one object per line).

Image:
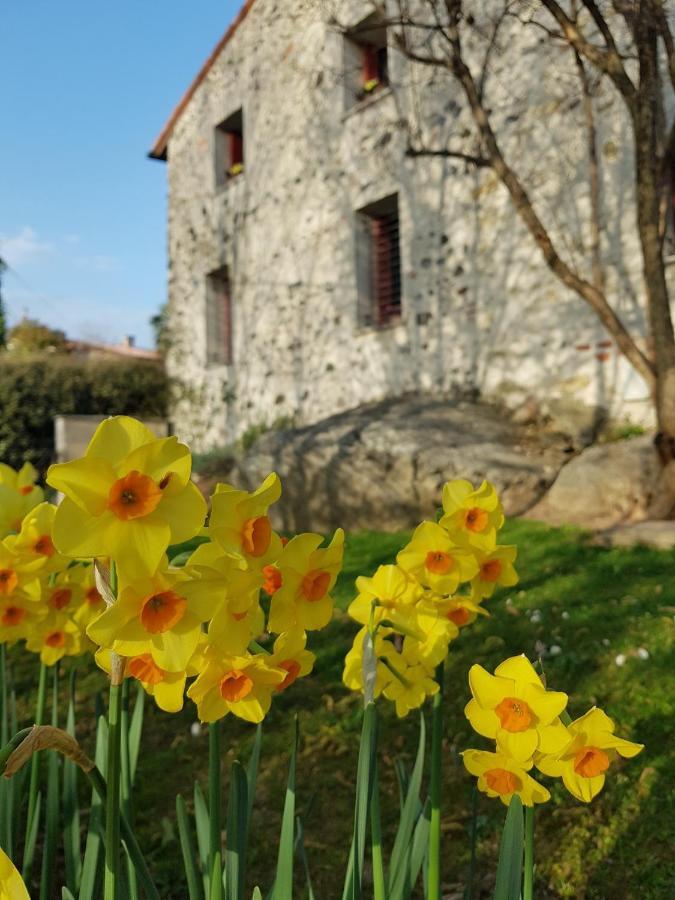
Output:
[
  {"xmin": 355, "ymin": 195, "xmax": 402, "ymax": 327},
  {"xmin": 206, "ymin": 267, "xmax": 233, "ymax": 365},
  {"xmin": 215, "ymin": 109, "xmax": 244, "ymax": 186},
  {"xmin": 344, "ymin": 13, "xmax": 389, "ymax": 108},
  {"xmin": 666, "ymin": 159, "xmax": 675, "ymax": 259}
]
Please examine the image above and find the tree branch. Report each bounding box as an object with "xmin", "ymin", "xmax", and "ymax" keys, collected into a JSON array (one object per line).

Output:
[{"xmin": 405, "ymin": 144, "xmax": 491, "ymax": 166}]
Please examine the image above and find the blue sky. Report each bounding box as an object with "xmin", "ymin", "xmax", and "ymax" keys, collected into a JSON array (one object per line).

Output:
[{"xmin": 1, "ymin": 0, "xmax": 242, "ymax": 348}]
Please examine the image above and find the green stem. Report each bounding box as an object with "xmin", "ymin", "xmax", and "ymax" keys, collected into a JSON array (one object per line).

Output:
[
  {"xmin": 22, "ymin": 661, "xmax": 47, "ymax": 880},
  {"xmin": 523, "ymin": 805, "xmax": 534, "ymax": 900},
  {"xmin": 465, "ymin": 786, "xmax": 478, "ymax": 900},
  {"xmin": 370, "ymin": 759, "xmax": 385, "ymax": 900},
  {"xmin": 39, "ymin": 661, "xmax": 60, "ymax": 900},
  {"xmin": 209, "ymin": 720, "xmax": 222, "ymax": 900},
  {"xmin": 428, "ymin": 661, "xmax": 444, "ymax": 900},
  {"xmin": 104, "ymin": 679, "xmax": 123, "ymax": 900}
]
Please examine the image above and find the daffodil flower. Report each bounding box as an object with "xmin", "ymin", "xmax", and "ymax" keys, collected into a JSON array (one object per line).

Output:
[
  {"xmin": 47, "ymin": 416, "xmax": 206, "ymax": 579},
  {"xmin": 343, "ymin": 626, "xmax": 397, "ymax": 699},
  {"xmin": 209, "ymin": 473, "xmax": 283, "ymax": 567},
  {"xmin": 471, "ymin": 545, "xmax": 518, "ymax": 599},
  {"xmin": 7, "ymin": 501, "xmax": 65, "ymax": 573},
  {"xmin": 439, "ymin": 479, "xmax": 504, "ymax": 551},
  {"xmin": 0, "ymin": 594, "xmax": 46, "ymax": 644},
  {"xmin": 187, "ymin": 648, "xmax": 286, "ymax": 723},
  {"xmin": 0, "ymin": 539, "xmax": 42, "ymax": 603},
  {"xmin": 397, "ymin": 521, "xmax": 480, "ymax": 593},
  {"xmin": 25, "ymin": 612, "xmax": 83, "ymax": 666},
  {"xmin": 420, "ymin": 593, "xmax": 488, "ymax": 630},
  {"xmin": 465, "ymin": 654, "xmax": 569, "ymax": 761},
  {"xmin": 347, "ymin": 564, "xmax": 421, "ymax": 629},
  {"xmin": 269, "ymin": 630, "xmax": 315, "ymax": 693},
  {"xmin": 0, "ymin": 845, "xmax": 30, "ymax": 899},
  {"xmin": 95, "ymin": 645, "xmax": 203, "ymax": 714},
  {"xmin": 268, "ymin": 529, "xmax": 344, "ymax": 632},
  {"xmin": 381, "ymin": 642, "xmax": 439, "ymax": 718},
  {"xmin": 462, "ymin": 749, "xmax": 550, "ymax": 806},
  {"xmin": 536, "ymin": 707, "xmax": 643, "ymax": 802},
  {"xmin": 0, "ymin": 462, "xmax": 43, "ymax": 538}
]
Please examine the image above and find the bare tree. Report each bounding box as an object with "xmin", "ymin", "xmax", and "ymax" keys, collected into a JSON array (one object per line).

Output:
[{"xmin": 347, "ymin": 0, "xmax": 675, "ymax": 508}]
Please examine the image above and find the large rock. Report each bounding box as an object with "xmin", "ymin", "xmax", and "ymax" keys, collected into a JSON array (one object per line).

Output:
[
  {"xmin": 528, "ymin": 436, "xmax": 660, "ymax": 529},
  {"xmin": 218, "ymin": 396, "xmax": 567, "ymax": 532}
]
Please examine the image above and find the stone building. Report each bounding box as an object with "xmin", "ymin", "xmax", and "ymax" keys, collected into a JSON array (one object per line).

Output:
[{"xmin": 150, "ymin": 0, "xmax": 671, "ymax": 450}]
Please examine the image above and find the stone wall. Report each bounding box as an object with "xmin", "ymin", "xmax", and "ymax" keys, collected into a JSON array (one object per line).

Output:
[{"xmin": 162, "ymin": 0, "xmax": 673, "ymax": 450}]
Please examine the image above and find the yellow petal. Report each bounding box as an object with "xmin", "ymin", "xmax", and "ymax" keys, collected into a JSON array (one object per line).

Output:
[
  {"xmin": 465, "ymin": 699, "xmax": 498, "ymax": 738},
  {"xmin": 52, "ymin": 501, "xmax": 120, "ymax": 560},
  {"xmin": 496, "ymin": 728, "xmax": 538, "ymax": 762},
  {"xmin": 520, "ymin": 682, "xmax": 568, "ymax": 725},
  {"xmin": 469, "ymin": 664, "xmax": 510, "ymax": 708},
  {"xmin": 47, "ymin": 458, "xmax": 114, "ymax": 515},
  {"xmin": 562, "ymin": 766, "xmax": 605, "ymax": 802},
  {"xmin": 494, "ymin": 655, "xmax": 542, "ymax": 686},
  {"xmin": 86, "ymin": 416, "xmax": 157, "ymax": 463},
  {"xmin": 162, "ymin": 481, "xmax": 207, "ymax": 544}
]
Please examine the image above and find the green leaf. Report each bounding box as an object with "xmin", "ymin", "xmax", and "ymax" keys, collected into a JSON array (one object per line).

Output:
[
  {"xmin": 169, "ymin": 550, "xmax": 193, "ymax": 567},
  {"xmin": 252, "ymin": 889, "xmax": 263, "ymax": 900},
  {"xmin": 194, "ymin": 782, "xmax": 211, "ymax": 900},
  {"xmin": 271, "ymin": 720, "xmax": 298, "ymax": 900},
  {"xmin": 388, "ymin": 712, "xmax": 426, "ymax": 896},
  {"xmin": 62, "ymin": 888, "xmax": 77, "ymax": 900},
  {"xmin": 128, "ymin": 683, "xmax": 145, "ymax": 786},
  {"xmin": 342, "ymin": 701, "xmax": 378, "ymax": 900},
  {"xmin": 79, "ymin": 715, "xmax": 108, "ymax": 900},
  {"xmin": 493, "ymin": 795, "xmax": 524, "ymax": 900},
  {"xmin": 246, "ymin": 724, "xmax": 262, "ymax": 826},
  {"xmin": 39, "ymin": 664, "xmax": 61, "ymax": 900},
  {"xmin": 177, "ymin": 794, "xmax": 204, "ymax": 900},
  {"xmin": 225, "ymin": 760, "xmax": 248, "ymax": 900},
  {"xmin": 64, "ymin": 669, "xmax": 82, "ymax": 894},
  {"xmin": 409, "ymin": 797, "xmax": 431, "ymax": 892}
]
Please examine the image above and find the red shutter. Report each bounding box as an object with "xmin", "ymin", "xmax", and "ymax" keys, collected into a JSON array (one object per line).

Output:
[
  {"xmin": 362, "ymin": 44, "xmax": 378, "ymax": 84},
  {"xmin": 229, "ymin": 132, "xmax": 244, "ymax": 167},
  {"xmin": 221, "ymin": 276, "xmax": 232, "ymax": 364},
  {"xmin": 371, "ymin": 212, "xmax": 401, "ymax": 325}
]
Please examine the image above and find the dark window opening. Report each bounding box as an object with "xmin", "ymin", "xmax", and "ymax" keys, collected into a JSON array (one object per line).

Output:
[
  {"xmin": 345, "ymin": 13, "xmax": 389, "ymax": 107},
  {"xmin": 215, "ymin": 109, "xmax": 244, "ymax": 186},
  {"xmin": 666, "ymin": 159, "xmax": 675, "ymax": 258},
  {"xmin": 356, "ymin": 195, "xmax": 402, "ymax": 327},
  {"xmin": 206, "ymin": 266, "xmax": 233, "ymax": 365}
]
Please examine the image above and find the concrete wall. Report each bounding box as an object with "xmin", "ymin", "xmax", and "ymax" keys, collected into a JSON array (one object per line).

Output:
[{"xmin": 162, "ymin": 0, "xmax": 673, "ymax": 450}]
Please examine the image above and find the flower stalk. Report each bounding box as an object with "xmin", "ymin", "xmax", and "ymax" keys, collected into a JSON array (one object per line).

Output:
[
  {"xmin": 523, "ymin": 805, "xmax": 534, "ymax": 900},
  {"xmin": 209, "ymin": 719, "xmax": 223, "ymax": 900},
  {"xmin": 428, "ymin": 660, "xmax": 444, "ymax": 900},
  {"xmin": 22, "ymin": 660, "xmax": 47, "ymax": 881}
]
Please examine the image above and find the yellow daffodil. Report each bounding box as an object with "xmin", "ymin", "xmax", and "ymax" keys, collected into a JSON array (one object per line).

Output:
[
  {"xmin": 343, "ymin": 626, "xmax": 397, "ymax": 699},
  {"xmin": 7, "ymin": 501, "xmax": 65, "ymax": 572},
  {"xmin": 471, "ymin": 545, "xmax": 518, "ymax": 599},
  {"xmin": 0, "ymin": 845, "xmax": 30, "ymax": 899},
  {"xmin": 269, "ymin": 630, "xmax": 315, "ymax": 693},
  {"xmin": 209, "ymin": 473, "xmax": 283, "ymax": 567},
  {"xmin": 268, "ymin": 529, "xmax": 344, "ymax": 632},
  {"xmin": 397, "ymin": 521, "xmax": 479, "ymax": 593},
  {"xmin": 87, "ymin": 567, "xmax": 214, "ymax": 670},
  {"xmin": 71, "ymin": 565, "xmax": 107, "ymax": 633},
  {"xmin": 403, "ymin": 602, "xmax": 459, "ymax": 666},
  {"xmin": 0, "ymin": 462, "xmax": 43, "ymax": 538},
  {"xmin": 46, "ymin": 416, "xmax": 206, "ymax": 579},
  {"xmin": 0, "ymin": 595, "xmax": 46, "ymax": 644},
  {"xmin": 536, "ymin": 707, "xmax": 643, "ymax": 802},
  {"xmin": 422, "ymin": 594, "xmax": 488, "ymax": 630},
  {"xmin": 25, "ymin": 612, "xmax": 82, "ymax": 666},
  {"xmin": 462, "ymin": 749, "xmax": 550, "ymax": 807},
  {"xmin": 43, "ymin": 570, "xmax": 84, "ymax": 616},
  {"xmin": 95, "ymin": 646, "xmax": 202, "ymax": 714},
  {"xmin": 465, "ymin": 654, "xmax": 569, "ymax": 761},
  {"xmin": 347, "ymin": 564, "xmax": 421, "ymax": 629},
  {"xmin": 381, "ymin": 642, "xmax": 439, "ymax": 717},
  {"xmin": 187, "ymin": 648, "xmax": 285, "ymax": 723},
  {"xmin": 0, "ymin": 539, "xmax": 42, "ymax": 603},
  {"xmin": 439, "ymin": 479, "xmax": 504, "ymax": 551}
]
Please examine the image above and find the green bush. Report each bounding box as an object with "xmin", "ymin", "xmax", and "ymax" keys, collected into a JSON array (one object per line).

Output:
[{"xmin": 0, "ymin": 354, "xmax": 170, "ymax": 472}]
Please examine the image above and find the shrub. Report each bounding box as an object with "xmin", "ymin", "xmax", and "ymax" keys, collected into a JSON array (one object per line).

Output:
[{"xmin": 0, "ymin": 354, "xmax": 169, "ymax": 472}]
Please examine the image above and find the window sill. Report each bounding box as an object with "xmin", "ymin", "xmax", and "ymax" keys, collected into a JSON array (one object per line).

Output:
[
  {"xmin": 355, "ymin": 315, "xmax": 404, "ymax": 337},
  {"xmin": 215, "ymin": 174, "xmax": 245, "ymax": 194},
  {"xmin": 343, "ymin": 85, "xmax": 393, "ymax": 121}
]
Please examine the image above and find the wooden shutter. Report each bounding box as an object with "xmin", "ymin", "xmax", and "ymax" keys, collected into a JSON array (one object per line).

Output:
[
  {"xmin": 220, "ymin": 273, "xmax": 233, "ymax": 364},
  {"xmin": 229, "ymin": 131, "xmax": 244, "ymax": 167},
  {"xmin": 362, "ymin": 44, "xmax": 379, "ymax": 83},
  {"xmin": 371, "ymin": 211, "xmax": 401, "ymax": 325}
]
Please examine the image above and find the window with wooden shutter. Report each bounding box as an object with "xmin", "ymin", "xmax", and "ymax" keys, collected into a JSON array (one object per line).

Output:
[
  {"xmin": 355, "ymin": 195, "xmax": 402, "ymax": 327},
  {"xmin": 206, "ymin": 266, "xmax": 233, "ymax": 366},
  {"xmin": 214, "ymin": 109, "xmax": 244, "ymax": 186},
  {"xmin": 345, "ymin": 12, "xmax": 389, "ymax": 108}
]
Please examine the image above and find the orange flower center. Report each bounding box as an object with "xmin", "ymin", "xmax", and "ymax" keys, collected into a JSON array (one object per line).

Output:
[
  {"xmin": 140, "ymin": 590, "xmax": 187, "ymax": 634},
  {"xmin": 86, "ymin": 586, "xmax": 103, "ymax": 605},
  {"xmin": 485, "ymin": 768, "xmax": 519, "ymax": 795},
  {"xmin": 480, "ymin": 559, "xmax": 502, "ymax": 582},
  {"xmin": 107, "ymin": 471, "xmax": 163, "ymax": 521},
  {"xmin": 301, "ymin": 570, "xmax": 331, "ymax": 602},
  {"xmin": 447, "ymin": 606, "xmax": 470, "ymax": 626},
  {"xmin": 276, "ymin": 659, "xmax": 302, "ymax": 692},
  {"xmin": 0, "ymin": 569, "xmax": 18, "ymax": 595},
  {"xmin": 220, "ymin": 670, "xmax": 254, "ymax": 702},
  {"xmin": 262, "ymin": 564, "xmax": 283, "ymax": 595},
  {"xmin": 464, "ymin": 507, "xmax": 488, "ymax": 533},
  {"xmin": 33, "ymin": 535, "xmax": 56, "ymax": 557},
  {"xmin": 231, "ymin": 610, "xmax": 248, "ymax": 622},
  {"xmin": 45, "ymin": 630, "xmax": 65, "ymax": 648},
  {"xmin": 241, "ymin": 515, "xmax": 272, "ymax": 557},
  {"xmin": 425, "ymin": 551, "xmax": 453, "ymax": 574},
  {"xmin": 1, "ymin": 606, "xmax": 25, "ymax": 627},
  {"xmin": 128, "ymin": 654, "xmax": 166, "ymax": 686},
  {"xmin": 495, "ymin": 697, "xmax": 534, "ymax": 732},
  {"xmin": 20, "ymin": 485, "xmax": 34, "ymax": 496},
  {"xmin": 574, "ymin": 746, "xmax": 610, "ymax": 778},
  {"xmin": 50, "ymin": 588, "xmax": 72, "ymax": 610}
]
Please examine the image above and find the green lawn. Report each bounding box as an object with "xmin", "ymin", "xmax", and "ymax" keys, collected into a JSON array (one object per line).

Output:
[{"xmin": 12, "ymin": 520, "xmax": 675, "ymax": 898}]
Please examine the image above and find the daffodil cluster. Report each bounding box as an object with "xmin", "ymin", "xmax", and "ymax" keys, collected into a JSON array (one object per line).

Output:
[
  {"xmin": 23, "ymin": 415, "xmax": 346, "ymax": 724},
  {"xmin": 343, "ymin": 479, "xmax": 518, "ymax": 717},
  {"xmin": 462, "ymin": 654, "xmax": 643, "ymax": 806}
]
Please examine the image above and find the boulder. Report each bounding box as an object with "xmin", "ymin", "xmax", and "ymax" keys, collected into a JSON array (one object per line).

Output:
[
  {"xmin": 222, "ymin": 396, "xmax": 567, "ymax": 533},
  {"xmin": 528, "ymin": 435, "xmax": 660, "ymax": 529}
]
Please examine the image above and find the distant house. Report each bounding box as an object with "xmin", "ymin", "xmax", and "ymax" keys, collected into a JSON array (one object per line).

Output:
[
  {"xmin": 150, "ymin": 0, "xmax": 672, "ymax": 450},
  {"xmin": 65, "ymin": 335, "xmax": 160, "ymax": 363}
]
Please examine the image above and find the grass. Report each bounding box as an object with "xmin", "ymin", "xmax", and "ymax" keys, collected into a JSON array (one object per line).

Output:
[{"xmin": 8, "ymin": 519, "xmax": 675, "ymax": 898}]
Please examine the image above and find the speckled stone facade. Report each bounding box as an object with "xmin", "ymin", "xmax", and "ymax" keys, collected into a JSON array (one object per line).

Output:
[{"xmin": 160, "ymin": 0, "xmax": 670, "ymax": 450}]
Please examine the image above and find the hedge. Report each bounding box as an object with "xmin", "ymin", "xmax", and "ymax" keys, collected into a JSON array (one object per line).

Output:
[{"xmin": 0, "ymin": 354, "xmax": 170, "ymax": 472}]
